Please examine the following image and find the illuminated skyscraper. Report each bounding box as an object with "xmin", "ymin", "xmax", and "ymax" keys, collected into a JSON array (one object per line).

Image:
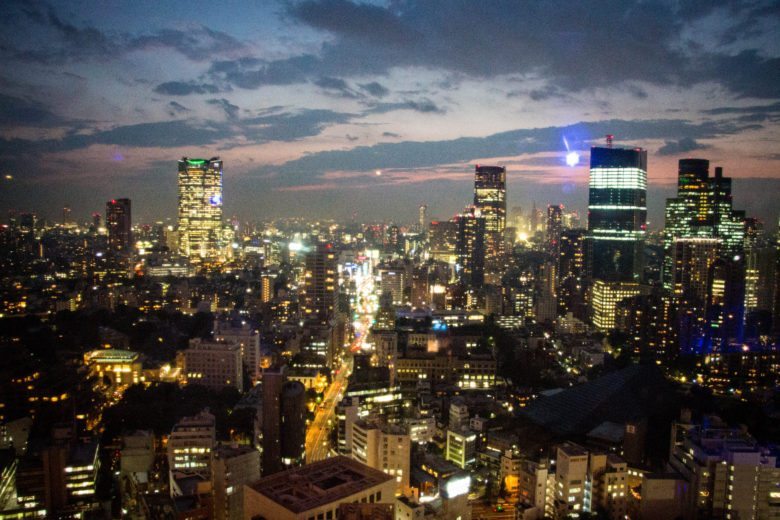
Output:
[
  {"xmin": 301, "ymin": 242, "xmax": 338, "ymax": 327},
  {"xmin": 455, "ymin": 206, "xmax": 485, "ymax": 289},
  {"xmin": 546, "ymin": 204, "xmax": 564, "ymax": 259},
  {"xmin": 177, "ymin": 157, "xmax": 223, "ymax": 261},
  {"xmin": 586, "ymin": 144, "xmax": 647, "ymax": 283},
  {"xmin": 474, "ymin": 165, "xmax": 506, "ymax": 234},
  {"xmin": 474, "ymin": 165, "xmax": 506, "ymax": 283},
  {"xmin": 106, "ymin": 198, "xmax": 132, "ymax": 258}
]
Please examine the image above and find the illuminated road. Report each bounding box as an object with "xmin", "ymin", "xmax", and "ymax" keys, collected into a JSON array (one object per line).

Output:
[
  {"xmin": 470, "ymin": 502, "xmax": 515, "ymax": 520},
  {"xmin": 305, "ymin": 365, "xmax": 348, "ymax": 462},
  {"xmin": 305, "ymin": 257, "xmax": 377, "ymax": 462}
]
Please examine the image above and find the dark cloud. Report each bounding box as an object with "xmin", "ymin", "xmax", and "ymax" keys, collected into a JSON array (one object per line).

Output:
[
  {"xmin": 207, "ymin": 55, "xmax": 319, "ymax": 89},
  {"xmin": 359, "ymin": 82, "xmax": 389, "ymax": 98},
  {"xmin": 247, "ymin": 0, "xmax": 778, "ymax": 99},
  {"xmin": 153, "ymin": 81, "xmax": 223, "ymax": 96},
  {"xmin": 382, "ymin": 132, "xmax": 401, "ymax": 138},
  {"xmin": 167, "ymin": 101, "xmax": 190, "ymax": 115},
  {"xmin": 206, "ymin": 98, "xmax": 240, "ymax": 120},
  {"xmin": 314, "ymin": 76, "xmax": 360, "ymax": 98},
  {"xmin": 242, "ymin": 109, "xmax": 354, "ymax": 142},
  {"xmin": 346, "ymin": 134, "xmax": 359, "ymax": 141},
  {"xmin": 657, "ymin": 137, "xmax": 710, "ymax": 156},
  {"xmin": 1, "ymin": 2, "xmax": 245, "ymax": 64},
  {"xmin": 366, "ymin": 99, "xmax": 445, "ymax": 114},
  {"xmin": 701, "ymin": 101, "xmax": 780, "ymax": 116},
  {"xmin": 0, "ymin": 94, "xmax": 70, "ymax": 127}
]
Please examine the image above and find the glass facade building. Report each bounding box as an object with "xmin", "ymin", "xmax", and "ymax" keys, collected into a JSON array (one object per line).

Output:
[
  {"xmin": 587, "ymin": 146, "xmax": 647, "ymax": 282},
  {"xmin": 177, "ymin": 157, "xmax": 223, "ymax": 261}
]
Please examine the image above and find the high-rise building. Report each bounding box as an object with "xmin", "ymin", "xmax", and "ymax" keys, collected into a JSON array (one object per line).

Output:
[
  {"xmin": 301, "ymin": 243, "xmax": 338, "ymax": 327},
  {"xmin": 106, "ymin": 199, "xmax": 132, "ymax": 257},
  {"xmin": 474, "ymin": 165, "xmax": 506, "ymax": 282},
  {"xmin": 454, "ymin": 206, "xmax": 485, "ymax": 290},
  {"xmin": 558, "ymin": 229, "xmax": 586, "ymax": 317},
  {"xmin": 546, "ymin": 204, "xmax": 564, "ymax": 259},
  {"xmin": 590, "ymin": 280, "xmax": 647, "ymax": 331},
  {"xmin": 474, "ymin": 165, "xmax": 506, "ymax": 235},
  {"xmin": 418, "ymin": 204, "xmax": 427, "ymax": 233},
  {"xmin": 586, "ymin": 143, "xmax": 647, "ymax": 283},
  {"xmin": 212, "ymin": 445, "xmax": 260, "ymax": 520},
  {"xmin": 429, "ymin": 220, "xmax": 457, "ymax": 263},
  {"xmin": 261, "ymin": 368, "xmax": 306, "ymax": 476},
  {"xmin": 663, "ymin": 160, "xmax": 748, "ymax": 352},
  {"xmin": 663, "ymin": 160, "xmax": 746, "ymax": 289},
  {"xmin": 177, "ymin": 157, "xmax": 223, "ymax": 261}
]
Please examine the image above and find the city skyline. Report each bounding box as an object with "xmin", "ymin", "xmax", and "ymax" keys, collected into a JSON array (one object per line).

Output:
[{"xmin": 0, "ymin": 0, "xmax": 778, "ymax": 225}]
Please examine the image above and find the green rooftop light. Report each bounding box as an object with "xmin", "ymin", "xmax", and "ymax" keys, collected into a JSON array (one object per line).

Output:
[{"xmin": 187, "ymin": 159, "xmax": 207, "ymax": 165}]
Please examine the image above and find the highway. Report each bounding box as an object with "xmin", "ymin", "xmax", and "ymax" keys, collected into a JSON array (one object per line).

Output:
[{"xmin": 305, "ymin": 259, "xmax": 376, "ymax": 462}]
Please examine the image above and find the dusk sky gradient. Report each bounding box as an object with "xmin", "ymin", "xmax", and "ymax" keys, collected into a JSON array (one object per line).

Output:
[{"xmin": 0, "ymin": 0, "xmax": 778, "ymax": 226}]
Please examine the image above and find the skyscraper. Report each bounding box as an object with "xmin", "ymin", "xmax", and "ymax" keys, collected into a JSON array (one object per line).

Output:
[
  {"xmin": 106, "ymin": 198, "xmax": 132, "ymax": 258},
  {"xmin": 546, "ymin": 204, "xmax": 564, "ymax": 259},
  {"xmin": 301, "ymin": 242, "xmax": 338, "ymax": 327},
  {"xmin": 177, "ymin": 157, "xmax": 223, "ymax": 261},
  {"xmin": 454, "ymin": 206, "xmax": 485, "ymax": 289},
  {"xmin": 474, "ymin": 165, "xmax": 506, "ymax": 234},
  {"xmin": 586, "ymin": 144, "xmax": 647, "ymax": 283},
  {"xmin": 474, "ymin": 165, "xmax": 506, "ymax": 283},
  {"xmin": 663, "ymin": 160, "xmax": 747, "ymax": 351}
]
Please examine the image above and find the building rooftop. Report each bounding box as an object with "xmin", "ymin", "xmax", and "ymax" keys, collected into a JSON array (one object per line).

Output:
[
  {"xmin": 247, "ymin": 456, "xmax": 393, "ymax": 514},
  {"xmin": 85, "ymin": 349, "xmax": 139, "ymax": 363}
]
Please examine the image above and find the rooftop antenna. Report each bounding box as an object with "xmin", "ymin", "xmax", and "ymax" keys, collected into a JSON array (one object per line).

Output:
[{"xmin": 606, "ymin": 134, "xmax": 614, "ymax": 148}]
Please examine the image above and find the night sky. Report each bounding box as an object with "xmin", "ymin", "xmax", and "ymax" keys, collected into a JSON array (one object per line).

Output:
[{"xmin": 0, "ymin": 0, "xmax": 778, "ymax": 226}]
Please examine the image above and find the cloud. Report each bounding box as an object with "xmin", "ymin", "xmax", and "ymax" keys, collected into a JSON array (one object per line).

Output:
[
  {"xmin": 701, "ymin": 101, "xmax": 780, "ymax": 116},
  {"xmin": 254, "ymin": 117, "xmax": 754, "ymax": 188},
  {"xmin": 206, "ymin": 98, "xmax": 240, "ymax": 120},
  {"xmin": 1, "ymin": 2, "xmax": 245, "ymax": 64},
  {"xmin": 366, "ymin": 99, "xmax": 446, "ymax": 115},
  {"xmin": 657, "ymin": 137, "xmax": 711, "ymax": 156},
  {"xmin": 167, "ymin": 101, "xmax": 190, "ymax": 116},
  {"xmin": 153, "ymin": 81, "xmax": 223, "ymax": 96},
  {"xmin": 0, "ymin": 94, "xmax": 71, "ymax": 127},
  {"xmin": 382, "ymin": 131, "xmax": 401, "ymax": 138},
  {"xmin": 314, "ymin": 76, "xmax": 360, "ymax": 98},
  {"xmin": 359, "ymin": 82, "xmax": 389, "ymax": 98}
]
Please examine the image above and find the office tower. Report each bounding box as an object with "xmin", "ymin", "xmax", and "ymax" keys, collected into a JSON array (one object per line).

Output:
[
  {"xmin": 474, "ymin": 165, "xmax": 506, "ymax": 233},
  {"xmin": 744, "ymin": 246, "xmax": 776, "ymax": 314},
  {"xmin": 177, "ymin": 157, "xmax": 223, "ymax": 261},
  {"xmin": 261, "ymin": 368, "xmax": 306, "ymax": 476},
  {"xmin": 259, "ymin": 271, "xmax": 275, "ymax": 303},
  {"xmin": 181, "ymin": 338, "xmax": 243, "ymax": 393},
  {"xmin": 301, "ymin": 243, "xmax": 338, "ymax": 327},
  {"xmin": 106, "ymin": 198, "xmax": 132, "ymax": 258},
  {"xmin": 670, "ymin": 238, "xmax": 720, "ymax": 302},
  {"xmin": 663, "ymin": 160, "xmax": 747, "ymax": 351},
  {"xmin": 418, "ymin": 204, "xmax": 427, "ymax": 232},
  {"xmin": 590, "ymin": 280, "xmax": 647, "ymax": 331},
  {"xmin": 167, "ymin": 410, "xmax": 215, "ymax": 480},
  {"xmin": 536, "ymin": 262, "xmax": 557, "ymax": 323},
  {"xmin": 243, "ymin": 457, "xmax": 396, "ymax": 520},
  {"xmin": 586, "ymin": 143, "xmax": 647, "ymax": 283},
  {"xmin": 558, "ymin": 229, "xmax": 586, "ymax": 316},
  {"xmin": 706, "ymin": 258, "xmax": 746, "ymax": 349},
  {"xmin": 429, "ymin": 220, "xmax": 457, "ymax": 263},
  {"xmin": 546, "ymin": 204, "xmax": 564, "ymax": 259},
  {"xmin": 663, "ymin": 160, "xmax": 747, "ymax": 290},
  {"xmin": 474, "ymin": 165, "xmax": 506, "ymax": 281},
  {"xmin": 449, "ymin": 400, "xmax": 469, "ymax": 431},
  {"xmin": 62, "ymin": 205, "xmax": 72, "ymax": 225},
  {"xmin": 454, "ymin": 206, "xmax": 485, "ymax": 289}
]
